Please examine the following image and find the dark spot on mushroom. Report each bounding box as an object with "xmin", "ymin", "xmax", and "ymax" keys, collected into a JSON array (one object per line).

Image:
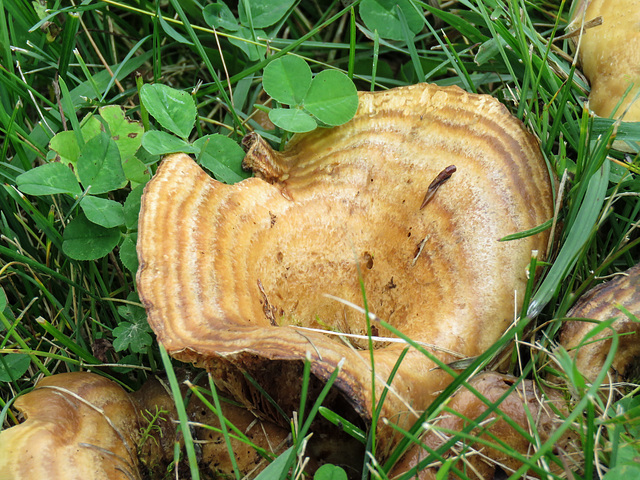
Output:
[
  {"xmin": 276, "ymin": 252, "xmax": 283, "ymax": 263},
  {"xmin": 386, "ymin": 277, "xmax": 396, "ymax": 289},
  {"xmin": 363, "ymin": 252, "xmax": 373, "ymax": 269},
  {"xmin": 269, "ymin": 211, "xmax": 277, "ymax": 227}
]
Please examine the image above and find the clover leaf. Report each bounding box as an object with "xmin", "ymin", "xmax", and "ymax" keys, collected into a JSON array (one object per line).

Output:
[{"xmin": 262, "ymin": 56, "xmax": 358, "ymax": 133}]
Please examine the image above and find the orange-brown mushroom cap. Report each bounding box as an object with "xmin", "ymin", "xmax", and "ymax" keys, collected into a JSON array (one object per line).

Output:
[
  {"xmin": 0, "ymin": 372, "xmax": 293, "ymax": 479},
  {"xmin": 389, "ymin": 372, "xmax": 580, "ymax": 479},
  {"xmin": 136, "ymin": 83, "xmax": 554, "ymax": 452},
  {"xmin": 559, "ymin": 263, "xmax": 640, "ymax": 383},
  {"xmin": 0, "ymin": 372, "xmax": 140, "ymax": 480}
]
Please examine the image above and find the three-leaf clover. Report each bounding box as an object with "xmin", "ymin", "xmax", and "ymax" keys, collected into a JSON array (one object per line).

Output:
[
  {"xmin": 262, "ymin": 56, "xmax": 359, "ymax": 133},
  {"xmin": 16, "ymin": 106, "xmax": 147, "ymax": 263}
]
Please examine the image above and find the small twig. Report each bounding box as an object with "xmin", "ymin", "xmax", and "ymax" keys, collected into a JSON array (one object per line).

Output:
[
  {"xmin": 257, "ymin": 279, "xmax": 277, "ymax": 326},
  {"xmin": 212, "ymin": 26, "xmax": 234, "ymax": 108},
  {"xmin": 75, "ymin": 5, "xmax": 125, "ymax": 95},
  {"xmin": 412, "ymin": 236, "xmax": 429, "ymax": 266},
  {"xmin": 554, "ymin": 16, "xmax": 603, "ymax": 42},
  {"xmin": 16, "ymin": 60, "xmax": 55, "ymax": 135}
]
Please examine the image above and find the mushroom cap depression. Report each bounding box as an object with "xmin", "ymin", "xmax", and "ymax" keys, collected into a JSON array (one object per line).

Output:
[{"xmin": 137, "ymin": 83, "xmax": 554, "ymax": 450}]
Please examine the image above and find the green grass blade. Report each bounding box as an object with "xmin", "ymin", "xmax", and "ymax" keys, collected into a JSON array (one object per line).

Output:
[
  {"xmin": 528, "ymin": 159, "xmax": 610, "ymax": 317},
  {"xmin": 158, "ymin": 344, "xmax": 201, "ymax": 480},
  {"xmin": 58, "ymin": 12, "xmax": 80, "ymax": 82}
]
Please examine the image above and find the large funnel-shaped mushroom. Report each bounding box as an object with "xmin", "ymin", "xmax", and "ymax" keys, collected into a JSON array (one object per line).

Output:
[{"xmin": 137, "ymin": 83, "xmax": 554, "ymax": 450}]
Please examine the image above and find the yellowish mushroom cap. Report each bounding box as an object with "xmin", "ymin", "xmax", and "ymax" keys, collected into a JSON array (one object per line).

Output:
[
  {"xmin": 0, "ymin": 372, "xmax": 140, "ymax": 480},
  {"xmin": 136, "ymin": 83, "xmax": 554, "ymax": 453},
  {"xmin": 570, "ymin": 0, "xmax": 640, "ymax": 121}
]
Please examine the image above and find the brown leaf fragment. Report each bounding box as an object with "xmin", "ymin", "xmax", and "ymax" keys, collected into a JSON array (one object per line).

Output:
[{"xmin": 420, "ymin": 165, "xmax": 457, "ymax": 209}]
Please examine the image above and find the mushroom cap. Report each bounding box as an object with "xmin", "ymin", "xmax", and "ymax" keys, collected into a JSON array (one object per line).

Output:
[
  {"xmin": 570, "ymin": 0, "xmax": 640, "ymax": 121},
  {"xmin": 137, "ymin": 83, "xmax": 554, "ymax": 451},
  {"xmin": 389, "ymin": 372, "xmax": 580, "ymax": 479},
  {"xmin": 559, "ymin": 263, "xmax": 640, "ymax": 383},
  {"xmin": 0, "ymin": 372, "xmax": 292, "ymax": 479},
  {"xmin": 0, "ymin": 372, "xmax": 140, "ymax": 480}
]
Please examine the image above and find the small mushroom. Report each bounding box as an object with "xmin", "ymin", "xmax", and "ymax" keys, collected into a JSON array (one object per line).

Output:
[
  {"xmin": 0, "ymin": 372, "xmax": 141, "ymax": 480},
  {"xmin": 389, "ymin": 372, "xmax": 581, "ymax": 479},
  {"xmin": 569, "ymin": 0, "xmax": 640, "ymax": 122},
  {"xmin": 136, "ymin": 83, "xmax": 554, "ymax": 453},
  {"xmin": 0, "ymin": 372, "xmax": 291, "ymax": 479},
  {"xmin": 558, "ymin": 263, "xmax": 640, "ymax": 384}
]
